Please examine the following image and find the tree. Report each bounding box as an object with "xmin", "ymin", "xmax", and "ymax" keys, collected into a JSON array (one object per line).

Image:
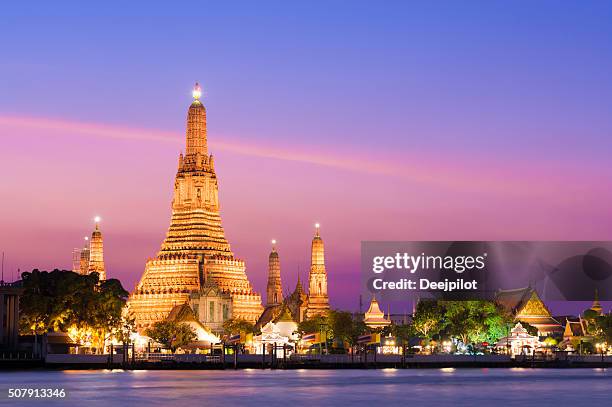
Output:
[
  {"xmin": 391, "ymin": 323, "xmax": 415, "ymax": 346},
  {"xmin": 297, "ymin": 315, "xmax": 329, "ymax": 337},
  {"xmin": 222, "ymin": 318, "xmax": 254, "ymax": 335},
  {"xmin": 590, "ymin": 314, "xmax": 612, "ymax": 343},
  {"xmin": 327, "ymin": 310, "xmax": 367, "ymax": 347},
  {"xmin": 583, "ymin": 309, "xmax": 601, "ymax": 336},
  {"xmin": 442, "ymin": 301, "xmax": 512, "ymax": 346},
  {"xmin": 19, "ymin": 269, "xmax": 128, "ymax": 352},
  {"xmin": 412, "ymin": 300, "xmax": 444, "ymax": 339},
  {"xmin": 145, "ymin": 321, "xmax": 196, "ymax": 352}
]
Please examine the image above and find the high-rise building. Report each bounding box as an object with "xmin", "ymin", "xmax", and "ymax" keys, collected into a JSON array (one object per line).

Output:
[
  {"xmin": 78, "ymin": 236, "xmax": 90, "ymax": 275},
  {"xmin": 72, "ymin": 248, "xmax": 82, "ymax": 274},
  {"xmin": 72, "ymin": 220, "xmax": 106, "ymax": 280},
  {"xmin": 128, "ymin": 83, "xmax": 262, "ymax": 331},
  {"xmin": 87, "ymin": 217, "xmax": 106, "ymax": 280}
]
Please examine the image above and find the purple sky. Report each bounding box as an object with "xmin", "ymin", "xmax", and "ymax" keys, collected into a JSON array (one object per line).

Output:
[{"xmin": 1, "ymin": 2, "xmax": 611, "ymax": 315}]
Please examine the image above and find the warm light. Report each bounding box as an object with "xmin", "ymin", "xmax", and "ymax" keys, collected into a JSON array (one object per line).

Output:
[
  {"xmin": 271, "ymin": 239, "xmax": 277, "ymax": 245},
  {"xmin": 315, "ymin": 223, "xmax": 320, "ymax": 229},
  {"xmin": 94, "ymin": 216, "xmax": 101, "ymax": 223},
  {"xmin": 192, "ymin": 82, "xmax": 202, "ymax": 100},
  {"xmin": 84, "ymin": 236, "xmax": 89, "ymax": 241}
]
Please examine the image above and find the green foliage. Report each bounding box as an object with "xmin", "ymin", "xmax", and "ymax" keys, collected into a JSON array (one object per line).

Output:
[
  {"xmin": 222, "ymin": 318, "xmax": 254, "ymax": 335},
  {"xmin": 328, "ymin": 310, "xmax": 368, "ymax": 346},
  {"xmin": 583, "ymin": 308, "xmax": 599, "ymax": 321},
  {"xmin": 412, "ymin": 300, "xmax": 444, "ymax": 339},
  {"xmin": 583, "ymin": 309, "xmax": 602, "ymax": 336},
  {"xmin": 297, "ymin": 315, "xmax": 329, "ymax": 337},
  {"xmin": 441, "ymin": 300, "xmax": 513, "ymax": 345},
  {"xmin": 145, "ymin": 321, "xmax": 197, "ymax": 351},
  {"xmin": 543, "ymin": 336, "xmax": 558, "ymax": 347},
  {"xmin": 114, "ymin": 313, "xmax": 137, "ymax": 344},
  {"xmin": 19, "ymin": 269, "xmax": 128, "ymax": 350},
  {"xmin": 588, "ymin": 313, "xmax": 612, "ymax": 343},
  {"xmin": 391, "ymin": 323, "xmax": 415, "ymax": 344}
]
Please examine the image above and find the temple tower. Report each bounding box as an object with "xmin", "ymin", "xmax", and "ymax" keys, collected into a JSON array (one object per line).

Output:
[
  {"xmin": 306, "ymin": 223, "xmax": 329, "ymax": 318},
  {"xmin": 87, "ymin": 217, "xmax": 106, "ymax": 280},
  {"xmin": 266, "ymin": 240, "xmax": 283, "ymax": 306},
  {"xmin": 128, "ymin": 83, "xmax": 262, "ymax": 331},
  {"xmin": 591, "ymin": 289, "xmax": 603, "ymax": 315},
  {"xmin": 185, "ymin": 83, "xmax": 208, "ymax": 157}
]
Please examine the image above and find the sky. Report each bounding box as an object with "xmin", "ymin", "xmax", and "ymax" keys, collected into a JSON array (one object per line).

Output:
[{"xmin": 1, "ymin": 1, "xmax": 611, "ymax": 314}]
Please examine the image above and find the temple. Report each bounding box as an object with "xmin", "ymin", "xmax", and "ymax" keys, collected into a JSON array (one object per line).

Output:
[
  {"xmin": 128, "ymin": 83, "xmax": 263, "ymax": 331},
  {"xmin": 363, "ymin": 296, "xmax": 391, "ymax": 329},
  {"xmin": 305, "ymin": 224, "xmax": 330, "ymax": 318},
  {"xmin": 256, "ymin": 225, "xmax": 331, "ymax": 329},
  {"xmin": 494, "ymin": 287, "xmax": 562, "ymax": 336},
  {"xmin": 266, "ymin": 240, "xmax": 283, "ymax": 307}
]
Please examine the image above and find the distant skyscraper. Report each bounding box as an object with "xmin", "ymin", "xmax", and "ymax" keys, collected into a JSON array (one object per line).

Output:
[
  {"xmin": 72, "ymin": 248, "xmax": 82, "ymax": 274},
  {"xmin": 79, "ymin": 237, "xmax": 90, "ymax": 275},
  {"xmin": 72, "ymin": 220, "xmax": 106, "ymax": 280},
  {"xmin": 87, "ymin": 217, "xmax": 106, "ymax": 280}
]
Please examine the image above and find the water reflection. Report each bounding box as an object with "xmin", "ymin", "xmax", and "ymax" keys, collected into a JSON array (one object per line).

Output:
[{"xmin": 0, "ymin": 369, "xmax": 610, "ymax": 406}]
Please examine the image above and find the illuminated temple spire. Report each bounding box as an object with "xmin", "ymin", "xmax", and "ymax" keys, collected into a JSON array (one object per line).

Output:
[
  {"xmin": 186, "ymin": 82, "xmax": 207, "ymax": 156},
  {"xmin": 87, "ymin": 216, "xmax": 106, "ymax": 280},
  {"xmin": 128, "ymin": 84, "xmax": 262, "ymax": 330},
  {"xmin": 306, "ymin": 223, "xmax": 329, "ymax": 318},
  {"xmin": 266, "ymin": 240, "xmax": 283, "ymax": 306},
  {"xmin": 591, "ymin": 289, "xmax": 603, "ymax": 315}
]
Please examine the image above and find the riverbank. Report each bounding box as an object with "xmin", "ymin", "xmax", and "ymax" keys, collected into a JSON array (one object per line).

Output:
[{"xmin": 2, "ymin": 353, "xmax": 611, "ymax": 370}]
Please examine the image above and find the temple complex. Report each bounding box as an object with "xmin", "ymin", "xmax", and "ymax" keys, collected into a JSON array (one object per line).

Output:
[
  {"xmin": 128, "ymin": 84, "xmax": 262, "ymax": 331},
  {"xmin": 495, "ymin": 287, "xmax": 562, "ymax": 336},
  {"xmin": 256, "ymin": 226, "xmax": 331, "ymax": 329}
]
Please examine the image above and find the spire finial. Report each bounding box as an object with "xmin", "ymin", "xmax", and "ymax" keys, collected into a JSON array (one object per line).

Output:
[
  {"xmin": 94, "ymin": 216, "xmax": 101, "ymax": 230},
  {"xmin": 192, "ymin": 82, "xmax": 202, "ymax": 101},
  {"xmin": 314, "ymin": 222, "xmax": 320, "ymax": 236},
  {"xmin": 271, "ymin": 239, "xmax": 277, "ymax": 252}
]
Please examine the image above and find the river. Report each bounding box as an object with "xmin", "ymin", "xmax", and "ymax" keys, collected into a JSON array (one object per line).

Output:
[{"xmin": 1, "ymin": 368, "xmax": 610, "ymax": 406}]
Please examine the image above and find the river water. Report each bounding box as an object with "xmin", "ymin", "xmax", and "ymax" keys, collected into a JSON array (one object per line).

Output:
[{"xmin": 1, "ymin": 368, "xmax": 610, "ymax": 406}]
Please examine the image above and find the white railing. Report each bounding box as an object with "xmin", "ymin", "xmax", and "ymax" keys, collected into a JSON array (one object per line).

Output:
[{"xmin": 135, "ymin": 353, "xmax": 222, "ymax": 363}]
